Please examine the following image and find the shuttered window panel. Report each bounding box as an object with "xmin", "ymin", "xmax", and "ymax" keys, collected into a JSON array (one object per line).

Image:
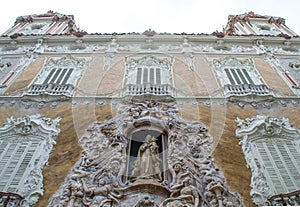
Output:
[
  {"xmin": 0, "ymin": 139, "xmax": 40, "ymax": 192},
  {"xmin": 242, "ymin": 69, "xmax": 254, "ymax": 84},
  {"xmin": 156, "ymin": 68, "xmax": 161, "ymax": 84},
  {"xmin": 150, "ymin": 68, "xmax": 155, "ymax": 84},
  {"xmin": 230, "ymin": 68, "xmax": 242, "ymax": 84},
  {"xmin": 61, "ymin": 68, "xmax": 74, "ymax": 85},
  {"xmin": 236, "ymin": 68, "xmax": 248, "ymax": 84},
  {"xmin": 49, "ymin": 68, "xmax": 62, "ymax": 84},
  {"xmin": 253, "ymin": 138, "xmax": 300, "ymax": 194},
  {"xmin": 55, "ymin": 68, "xmax": 68, "ymax": 85},
  {"xmin": 43, "ymin": 68, "xmax": 56, "ymax": 84},
  {"xmin": 224, "ymin": 68, "xmax": 236, "ymax": 85},
  {"xmin": 143, "ymin": 68, "xmax": 148, "ymax": 83},
  {"xmin": 136, "ymin": 68, "xmax": 142, "ymax": 84}
]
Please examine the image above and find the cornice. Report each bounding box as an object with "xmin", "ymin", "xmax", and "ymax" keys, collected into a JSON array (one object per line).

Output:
[{"xmin": 1, "ymin": 34, "xmax": 300, "ymax": 47}]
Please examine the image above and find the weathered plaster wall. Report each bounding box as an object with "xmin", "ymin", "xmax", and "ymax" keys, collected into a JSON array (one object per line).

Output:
[
  {"xmin": 254, "ymin": 58, "xmax": 294, "ymax": 96},
  {"xmin": 4, "ymin": 57, "xmax": 44, "ymax": 95}
]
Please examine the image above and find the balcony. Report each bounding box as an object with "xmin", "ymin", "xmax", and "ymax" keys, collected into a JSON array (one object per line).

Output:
[
  {"xmin": 224, "ymin": 84, "xmax": 273, "ymax": 102},
  {"xmin": 124, "ymin": 83, "xmax": 174, "ymax": 101},
  {"xmin": 23, "ymin": 83, "xmax": 74, "ymax": 101},
  {"xmin": 267, "ymin": 189, "xmax": 300, "ymax": 206},
  {"xmin": 0, "ymin": 191, "xmax": 24, "ymax": 207}
]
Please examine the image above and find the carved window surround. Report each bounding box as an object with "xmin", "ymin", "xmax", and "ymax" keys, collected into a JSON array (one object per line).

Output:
[
  {"xmin": 24, "ymin": 55, "xmax": 85, "ymax": 100},
  {"xmin": 236, "ymin": 115, "xmax": 300, "ymax": 206},
  {"xmin": 0, "ymin": 114, "xmax": 60, "ymax": 206},
  {"xmin": 123, "ymin": 56, "xmax": 174, "ymax": 100},
  {"xmin": 213, "ymin": 57, "xmax": 273, "ymax": 102}
]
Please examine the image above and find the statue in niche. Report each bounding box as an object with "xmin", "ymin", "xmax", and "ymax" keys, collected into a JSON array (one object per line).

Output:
[{"xmin": 131, "ymin": 135, "xmax": 162, "ymax": 182}]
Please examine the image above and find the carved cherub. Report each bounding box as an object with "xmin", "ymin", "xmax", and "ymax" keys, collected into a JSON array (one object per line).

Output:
[
  {"xmin": 161, "ymin": 177, "xmax": 201, "ymax": 207},
  {"xmin": 169, "ymin": 160, "xmax": 189, "ymax": 188}
]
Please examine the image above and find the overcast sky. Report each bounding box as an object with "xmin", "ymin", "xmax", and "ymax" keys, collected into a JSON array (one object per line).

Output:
[{"xmin": 0, "ymin": 0, "xmax": 299, "ymax": 35}]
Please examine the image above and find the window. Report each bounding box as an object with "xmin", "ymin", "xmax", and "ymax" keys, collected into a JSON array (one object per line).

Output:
[
  {"xmin": 42, "ymin": 67, "xmax": 74, "ymax": 85},
  {"xmin": 213, "ymin": 57, "xmax": 271, "ymax": 100},
  {"xmin": 0, "ymin": 114, "xmax": 60, "ymax": 206},
  {"xmin": 236, "ymin": 115, "xmax": 300, "ymax": 206},
  {"xmin": 124, "ymin": 56, "xmax": 173, "ymax": 98},
  {"xmin": 27, "ymin": 55, "xmax": 85, "ymax": 97},
  {"xmin": 0, "ymin": 57, "xmax": 30, "ymax": 94}
]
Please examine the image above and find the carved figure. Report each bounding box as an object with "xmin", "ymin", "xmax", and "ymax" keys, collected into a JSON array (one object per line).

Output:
[
  {"xmin": 135, "ymin": 196, "xmax": 157, "ymax": 207},
  {"xmin": 169, "ymin": 160, "xmax": 189, "ymax": 187},
  {"xmin": 161, "ymin": 177, "xmax": 200, "ymax": 207},
  {"xmin": 131, "ymin": 135, "xmax": 162, "ymax": 181},
  {"xmin": 82, "ymin": 176, "xmax": 120, "ymax": 206}
]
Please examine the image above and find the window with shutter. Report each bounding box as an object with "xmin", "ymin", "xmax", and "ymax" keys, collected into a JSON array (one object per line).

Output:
[
  {"xmin": 124, "ymin": 56, "xmax": 173, "ymax": 98},
  {"xmin": 0, "ymin": 115, "xmax": 60, "ymax": 206},
  {"xmin": 213, "ymin": 57, "xmax": 271, "ymax": 100},
  {"xmin": 236, "ymin": 115, "xmax": 300, "ymax": 206},
  {"xmin": 27, "ymin": 55, "xmax": 85, "ymax": 97}
]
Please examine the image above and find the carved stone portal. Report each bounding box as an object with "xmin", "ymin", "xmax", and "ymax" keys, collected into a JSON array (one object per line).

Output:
[{"xmin": 48, "ymin": 101, "xmax": 243, "ymax": 207}]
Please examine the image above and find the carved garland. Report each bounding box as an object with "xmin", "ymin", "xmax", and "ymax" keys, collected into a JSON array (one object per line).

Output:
[
  {"xmin": 0, "ymin": 114, "xmax": 61, "ymax": 207},
  {"xmin": 236, "ymin": 115, "xmax": 300, "ymax": 206},
  {"xmin": 49, "ymin": 101, "xmax": 242, "ymax": 207}
]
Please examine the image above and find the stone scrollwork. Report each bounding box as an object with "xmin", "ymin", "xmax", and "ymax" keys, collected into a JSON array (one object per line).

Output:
[
  {"xmin": 49, "ymin": 101, "xmax": 242, "ymax": 207},
  {"xmin": 0, "ymin": 114, "xmax": 61, "ymax": 207},
  {"xmin": 236, "ymin": 115, "xmax": 300, "ymax": 206}
]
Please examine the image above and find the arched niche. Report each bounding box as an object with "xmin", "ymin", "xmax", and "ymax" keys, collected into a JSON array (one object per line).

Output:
[{"xmin": 123, "ymin": 117, "xmax": 170, "ymax": 184}]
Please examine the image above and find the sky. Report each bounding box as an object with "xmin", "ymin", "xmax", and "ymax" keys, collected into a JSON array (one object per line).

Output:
[{"xmin": 0, "ymin": 0, "xmax": 299, "ymax": 35}]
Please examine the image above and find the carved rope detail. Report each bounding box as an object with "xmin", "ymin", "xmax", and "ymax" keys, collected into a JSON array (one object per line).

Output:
[
  {"xmin": 236, "ymin": 115, "xmax": 300, "ymax": 206},
  {"xmin": 49, "ymin": 101, "xmax": 242, "ymax": 207},
  {"xmin": 0, "ymin": 114, "xmax": 61, "ymax": 207}
]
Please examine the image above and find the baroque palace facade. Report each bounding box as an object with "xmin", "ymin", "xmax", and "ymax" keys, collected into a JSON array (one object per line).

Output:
[{"xmin": 0, "ymin": 11, "xmax": 299, "ymax": 207}]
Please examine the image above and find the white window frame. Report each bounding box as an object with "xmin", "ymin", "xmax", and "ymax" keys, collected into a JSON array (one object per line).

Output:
[
  {"xmin": 236, "ymin": 115, "xmax": 300, "ymax": 206},
  {"xmin": 34, "ymin": 55, "xmax": 85, "ymax": 86},
  {"xmin": 213, "ymin": 57, "xmax": 262, "ymax": 86},
  {"xmin": 125, "ymin": 56, "xmax": 172, "ymax": 86},
  {"xmin": 0, "ymin": 114, "xmax": 60, "ymax": 206}
]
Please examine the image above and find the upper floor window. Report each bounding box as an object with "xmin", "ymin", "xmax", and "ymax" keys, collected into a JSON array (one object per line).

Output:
[
  {"xmin": 124, "ymin": 56, "xmax": 173, "ymax": 99},
  {"xmin": 236, "ymin": 115, "xmax": 300, "ymax": 206},
  {"xmin": 0, "ymin": 114, "xmax": 60, "ymax": 206},
  {"xmin": 26, "ymin": 55, "xmax": 85, "ymax": 98},
  {"xmin": 213, "ymin": 57, "xmax": 271, "ymax": 100},
  {"xmin": 0, "ymin": 57, "xmax": 30, "ymax": 94}
]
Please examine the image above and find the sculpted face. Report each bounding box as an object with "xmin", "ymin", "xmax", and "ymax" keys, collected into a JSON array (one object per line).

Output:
[{"xmin": 173, "ymin": 163, "xmax": 182, "ymax": 173}]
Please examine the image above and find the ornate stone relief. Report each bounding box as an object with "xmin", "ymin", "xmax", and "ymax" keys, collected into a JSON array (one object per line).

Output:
[
  {"xmin": 48, "ymin": 100, "xmax": 242, "ymax": 207},
  {"xmin": 236, "ymin": 115, "xmax": 300, "ymax": 206},
  {"xmin": 0, "ymin": 114, "xmax": 61, "ymax": 207}
]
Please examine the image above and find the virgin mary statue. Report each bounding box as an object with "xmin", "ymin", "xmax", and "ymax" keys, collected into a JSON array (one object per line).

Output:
[{"xmin": 131, "ymin": 135, "xmax": 162, "ymax": 181}]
